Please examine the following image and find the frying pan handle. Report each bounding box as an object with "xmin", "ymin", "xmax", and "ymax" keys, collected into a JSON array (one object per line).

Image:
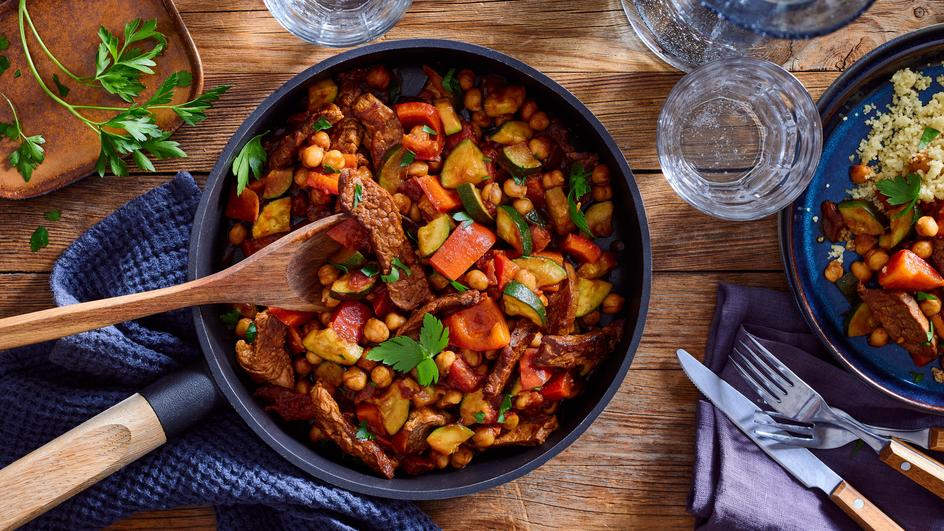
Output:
[{"xmin": 0, "ymin": 363, "xmax": 222, "ymax": 528}]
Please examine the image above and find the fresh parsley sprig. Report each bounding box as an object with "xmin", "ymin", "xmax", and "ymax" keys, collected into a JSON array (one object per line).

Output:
[
  {"xmin": 876, "ymin": 173, "xmax": 921, "ymax": 221},
  {"xmin": 566, "ymin": 162, "xmax": 594, "ymax": 238},
  {"xmin": 1, "ymin": 95, "xmax": 45, "ymax": 182},
  {"xmin": 919, "ymin": 126, "xmax": 941, "ymax": 150},
  {"xmin": 366, "ymin": 314, "xmax": 449, "ymax": 386},
  {"xmin": 356, "ymin": 420, "xmax": 375, "ymax": 441},
  {"xmin": 450, "ymin": 279, "xmax": 469, "ymax": 292},
  {"xmin": 442, "ymin": 68, "xmax": 460, "ymax": 96},
  {"xmin": 916, "ymin": 292, "xmax": 939, "ymax": 302},
  {"xmin": 352, "ymin": 183, "xmax": 363, "ymax": 208},
  {"xmin": 29, "ymin": 225, "xmax": 48, "ymax": 252},
  {"xmin": 312, "ymin": 116, "xmax": 332, "ymax": 132},
  {"xmin": 497, "ymin": 393, "xmax": 513, "ymax": 423},
  {"xmin": 232, "ymin": 132, "xmax": 268, "ymax": 196},
  {"xmin": 452, "ymin": 211, "xmax": 474, "ymax": 229}
]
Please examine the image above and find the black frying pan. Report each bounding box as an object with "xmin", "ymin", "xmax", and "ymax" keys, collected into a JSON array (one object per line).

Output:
[{"xmin": 0, "ymin": 40, "xmax": 650, "ymax": 526}]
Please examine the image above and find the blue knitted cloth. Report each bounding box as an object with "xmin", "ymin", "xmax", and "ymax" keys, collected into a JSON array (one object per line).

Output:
[{"xmin": 0, "ymin": 172, "xmax": 437, "ymax": 530}]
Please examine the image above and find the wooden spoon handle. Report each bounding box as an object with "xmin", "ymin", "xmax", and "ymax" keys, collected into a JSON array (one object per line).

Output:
[
  {"xmin": 830, "ymin": 481, "xmax": 903, "ymax": 531},
  {"xmin": 0, "ymin": 279, "xmax": 218, "ymax": 350},
  {"xmin": 0, "ymin": 394, "xmax": 167, "ymax": 529},
  {"xmin": 880, "ymin": 439, "xmax": 944, "ymax": 500}
]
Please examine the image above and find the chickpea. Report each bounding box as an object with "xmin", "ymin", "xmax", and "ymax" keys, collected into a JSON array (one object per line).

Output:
[
  {"xmin": 503, "ymin": 179, "xmax": 527, "ymax": 199},
  {"xmin": 457, "ymin": 69, "xmax": 476, "ymax": 91},
  {"xmin": 366, "ymin": 65, "xmax": 391, "ymax": 90},
  {"xmin": 527, "ymin": 137, "xmax": 552, "ymax": 161},
  {"xmin": 464, "ymin": 88, "xmax": 483, "ymax": 111},
  {"xmin": 854, "ymin": 233, "xmax": 877, "ymax": 256},
  {"xmin": 482, "ymin": 182, "xmax": 503, "ymax": 205},
  {"xmin": 323, "ymin": 149, "xmax": 345, "ymax": 170},
  {"xmin": 409, "ymin": 204, "xmax": 423, "ymax": 223},
  {"xmin": 439, "ymin": 389, "xmax": 463, "ymax": 407},
  {"xmin": 868, "ymin": 327, "xmax": 889, "ymax": 348},
  {"xmin": 513, "ymin": 198, "xmax": 534, "ymax": 216},
  {"xmin": 847, "ymin": 260, "xmax": 871, "ymax": 282},
  {"xmin": 514, "ymin": 269, "xmax": 538, "ymax": 291},
  {"xmin": 601, "ymin": 293, "xmax": 625, "ymax": 314},
  {"xmin": 591, "ymin": 164, "xmax": 611, "ymax": 185},
  {"xmin": 300, "ymin": 144, "xmax": 325, "ymax": 169},
  {"xmin": 542, "ymin": 169, "xmax": 565, "ymax": 189},
  {"xmin": 530, "ymin": 332, "xmax": 543, "ymax": 348},
  {"xmin": 520, "ymin": 100, "xmax": 538, "ymax": 121},
  {"xmin": 228, "ymin": 223, "xmax": 248, "ymax": 246},
  {"xmin": 295, "ymin": 380, "xmax": 312, "ymax": 395},
  {"xmin": 431, "ymin": 451, "xmax": 450, "ymax": 469},
  {"xmin": 317, "ymin": 264, "xmax": 339, "ymax": 286},
  {"xmin": 472, "ymin": 110, "xmax": 491, "ymax": 128},
  {"xmin": 501, "ymin": 411, "xmax": 520, "ymax": 430},
  {"xmin": 407, "ymin": 161, "xmax": 429, "ymax": 177},
  {"xmin": 343, "ymin": 367, "xmax": 368, "ymax": 391},
  {"xmin": 321, "ymin": 288, "xmax": 341, "ymax": 308},
  {"xmin": 824, "ymin": 260, "xmax": 843, "ymax": 282},
  {"xmin": 363, "ymin": 318, "xmax": 390, "ymax": 344},
  {"xmin": 235, "ymin": 318, "xmax": 253, "ymax": 338},
  {"xmin": 308, "ymin": 425, "xmax": 325, "ymax": 443},
  {"xmin": 529, "ymin": 111, "xmax": 550, "ymax": 131},
  {"xmin": 316, "ymin": 362, "xmax": 344, "ymax": 387},
  {"xmin": 917, "ymin": 216, "xmax": 940, "ymax": 238},
  {"xmin": 921, "ymin": 297, "xmax": 942, "ymax": 317},
  {"xmin": 306, "ymin": 351, "xmax": 323, "ymax": 366},
  {"xmin": 436, "ymin": 350, "xmax": 457, "ymax": 375},
  {"xmin": 412, "ymin": 386, "xmax": 441, "ymax": 408},
  {"xmin": 392, "ymin": 192, "xmax": 412, "ymax": 215},
  {"xmin": 934, "ymin": 314, "xmax": 944, "ymax": 340},
  {"xmin": 294, "ymin": 357, "xmax": 312, "ymax": 376},
  {"xmin": 515, "ymin": 390, "xmax": 542, "ymax": 410},
  {"xmin": 461, "ymin": 349, "xmax": 482, "ymax": 367},
  {"xmin": 429, "ymin": 272, "xmax": 450, "ymax": 290},
  {"xmin": 384, "ymin": 312, "xmax": 406, "ymax": 331},
  {"xmin": 370, "ymin": 365, "xmax": 393, "ymax": 388},
  {"xmin": 913, "ymin": 240, "xmax": 933, "ymax": 260},
  {"xmin": 357, "ymin": 355, "xmax": 378, "ymax": 371},
  {"xmin": 472, "ymin": 426, "xmax": 498, "ymax": 448},
  {"xmin": 849, "ymin": 164, "xmax": 872, "ymax": 184},
  {"xmin": 581, "ymin": 310, "xmax": 601, "ymax": 327},
  {"xmin": 312, "ymin": 131, "xmax": 331, "ymax": 149},
  {"xmin": 451, "ymin": 446, "xmax": 474, "ymax": 468},
  {"xmin": 592, "ymin": 184, "xmax": 613, "ymax": 202},
  {"xmin": 294, "ymin": 168, "xmax": 310, "ymax": 187},
  {"xmin": 866, "ymin": 249, "xmax": 890, "ymax": 271},
  {"xmin": 465, "ymin": 269, "xmax": 489, "ymax": 290}
]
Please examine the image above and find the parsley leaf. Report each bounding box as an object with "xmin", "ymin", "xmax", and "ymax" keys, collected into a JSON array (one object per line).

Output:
[
  {"xmin": 511, "ymin": 172, "xmax": 526, "ymax": 186},
  {"xmin": 367, "ymin": 336, "xmax": 426, "ymax": 372},
  {"xmin": 450, "ymin": 279, "xmax": 469, "ymax": 292},
  {"xmin": 925, "ymin": 319, "xmax": 935, "ymax": 346},
  {"xmin": 473, "ymin": 411, "xmax": 486, "ymax": 423},
  {"xmin": 360, "ymin": 263, "xmax": 380, "ymax": 277},
  {"xmin": 324, "ymin": 164, "xmax": 340, "ymax": 174},
  {"xmin": 52, "ymin": 74, "xmax": 69, "ymax": 98},
  {"xmin": 367, "ymin": 314, "xmax": 448, "ymax": 386},
  {"xmin": 452, "ymin": 211, "xmax": 474, "ymax": 228},
  {"xmin": 400, "ymin": 149, "xmax": 416, "ymax": 167},
  {"xmin": 312, "ymin": 116, "xmax": 332, "ymax": 132},
  {"xmin": 0, "ymin": 34, "xmax": 8, "ymax": 51},
  {"xmin": 93, "ymin": 19, "xmax": 167, "ymax": 102},
  {"xmin": 443, "ymin": 68, "xmax": 460, "ymax": 95},
  {"xmin": 332, "ymin": 262, "xmax": 349, "ymax": 273},
  {"xmin": 0, "ymin": 56, "xmax": 9, "ymax": 76},
  {"xmin": 44, "ymin": 209, "xmax": 61, "ymax": 221},
  {"xmin": 356, "ymin": 420, "xmax": 375, "ymax": 440},
  {"xmin": 419, "ymin": 313, "xmax": 449, "ymax": 356},
  {"xmin": 245, "ymin": 321, "xmax": 258, "ymax": 344},
  {"xmin": 30, "ymin": 225, "xmax": 48, "ymax": 252},
  {"xmin": 172, "ymin": 84, "xmax": 230, "ymax": 125},
  {"xmin": 569, "ymin": 162, "xmax": 591, "ymax": 198},
  {"xmin": 416, "ymin": 357, "xmax": 439, "ymax": 387},
  {"xmin": 232, "ymin": 132, "xmax": 268, "ymax": 196},
  {"xmin": 219, "ymin": 309, "xmax": 242, "ymax": 328},
  {"xmin": 422, "ymin": 125, "xmax": 438, "ymax": 136},
  {"xmin": 353, "ymin": 183, "xmax": 363, "ymax": 209},
  {"xmin": 392, "ymin": 257, "xmax": 412, "ymax": 277},
  {"xmin": 919, "ymin": 126, "xmax": 941, "ymax": 150},
  {"xmin": 2, "ymin": 95, "xmax": 45, "ymax": 182},
  {"xmin": 876, "ymin": 174, "xmax": 921, "ymax": 220},
  {"xmin": 568, "ymin": 192, "xmax": 593, "ymax": 238},
  {"xmin": 497, "ymin": 393, "xmax": 513, "ymax": 423},
  {"xmin": 13, "ymin": 69, "xmax": 20, "ymax": 78},
  {"xmin": 381, "ymin": 267, "xmax": 400, "ymax": 284},
  {"xmin": 916, "ymin": 292, "xmax": 939, "ymax": 302},
  {"xmin": 910, "ymin": 371, "xmax": 925, "ymax": 384}
]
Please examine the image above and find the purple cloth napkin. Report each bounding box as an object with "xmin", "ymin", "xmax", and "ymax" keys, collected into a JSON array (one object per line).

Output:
[{"xmin": 689, "ymin": 283, "xmax": 944, "ymax": 530}]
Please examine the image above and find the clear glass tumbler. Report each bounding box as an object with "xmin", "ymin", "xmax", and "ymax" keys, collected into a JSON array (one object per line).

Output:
[
  {"xmin": 657, "ymin": 57, "xmax": 822, "ymax": 221},
  {"xmin": 264, "ymin": 0, "xmax": 412, "ymax": 48}
]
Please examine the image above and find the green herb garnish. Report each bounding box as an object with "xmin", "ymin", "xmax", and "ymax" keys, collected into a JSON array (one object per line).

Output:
[
  {"xmin": 245, "ymin": 321, "xmax": 258, "ymax": 344},
  {"xmin": 400, "ymin": 149, "xmax": 416, "ymax": 167},
  {"xmin": 876, "ymin": 173, "xmax": 921, "ymax": 221},
  {"xmin": 381, "ymin": 267, "xmax": 400, "ymax": 284},
  {"xmin": 450, "ymin": 279, "xmax": 469, "ymax": 292},
  {"xmin": 421, "ymin": 125, "xmax": 437, "ymax": 136},
  {"xmin": 924, "ymin": 319, "xmax": 935, "ymax": 346},
  {"xmin": 910, "ymin": 371, "xmax": 925, "ymax": 384},
  {"xmin": 353, "ymin": 183, "xmax": 362, "ymax": 209},
  {"xmin": 232, "ymin": 131, "xmax": 267, "ymax": 196},
  {"xmin": 43, "ymin": 209, "xmax": 61, "ymax": 221},
  {"xmin": 2, "ymin": 95, "xmax": 45, "ymax": 182},
  {"xmin": 367, "ymin": 314, "xmax": 448, "ymax": 386},
  {"xmin": 312, "ymin": 116, "xmax": 332, "ymax": 132},
  {"xmin": 473, "ymin": 411, "xmax": 485, "ymax": 423},
  {"xmin": 0, "ymin": 56, "xmax": 9, "ymax": 76},
  {"xmin": 0, "ymin": 34, "xmax": 8, "ymax": 51},
  {"xmin": 392, "ymin": 257, "xmax": 412, "ymax": 277},
  {"xmin": 497, "ymin": 393, "xmax": 513, "ymax": 423},
  {"xmin": 331, "ymin": 262, "xmax": 349, "ymax": 274},
  {"xmin": 356, "ymin": 420, "xmax": 375, "ymax": 440},
  {"xmin": 13, "ymin": 69, "xmax": 21, "ymax": 78},
  {"xmin": 442, "ymin": 68, "xmax": 460, "ymax": 95},
  {"xmin": 916, "ymin": 292, "xmax": 939, "ymax": 302},
  {"xmin": 323, "ymin": 164, "xmax": 340, "ymax": 174},
  {"xmin": 29, "ymin": 225, "xmax": 48, "ymax": 252},
  {"xmin": 360, "ymin": 263, "xmax": 380, "ymax": 277},
  {"xmin": 919, "ymin": 126, "xmax": 941, "ymax": 149},
  {"xmin": 219, "ymin": 309, "xmax": 242, "ymax": 328},
  {"xmin": 452, "ymin": 211, "xmax": 474, "ymax": 228}
]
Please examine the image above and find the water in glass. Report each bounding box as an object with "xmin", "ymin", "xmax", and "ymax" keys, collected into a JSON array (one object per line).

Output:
[{"xmin": 264, "ymin": 0, "xmax": 412, "ymax": 47}]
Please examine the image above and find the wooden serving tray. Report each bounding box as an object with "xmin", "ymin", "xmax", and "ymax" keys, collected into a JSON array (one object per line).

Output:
[{"xmin": 0, "ymin": 0, "xmax": 202, "ymax": 199}]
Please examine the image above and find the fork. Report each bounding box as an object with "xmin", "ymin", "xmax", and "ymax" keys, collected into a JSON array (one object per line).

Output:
[
  {"xmin": 752, "ymin": 411, "xmax": 934, "ymax": 450},
  {"xmin": 732, "ymin": 333, "xmax": 944, "ymax": 500}
]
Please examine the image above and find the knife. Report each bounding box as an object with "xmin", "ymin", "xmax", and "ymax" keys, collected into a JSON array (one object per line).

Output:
[{"xmin": 677, "ymin": 349, "xmax": 902, "ymax": 531}]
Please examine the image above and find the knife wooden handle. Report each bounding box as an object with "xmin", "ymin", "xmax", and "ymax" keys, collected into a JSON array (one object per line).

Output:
[
  {"xmin": 928, "ymin": 428, "xmax": 944, "ymax": 452},
  {"xmin": 880, "ymin": 439, "xmax": 944, "ymax": 499},
  {"xmin": 830, "ymin": 481, "xmax": 903, "ymax": 531}
]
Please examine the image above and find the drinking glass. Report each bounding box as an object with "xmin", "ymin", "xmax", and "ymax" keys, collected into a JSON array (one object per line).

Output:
[
  {"xmin": 264, "ymin": 0, "xmax": 412, "ymax": 47},
  {"xmin": 657, "ymin": 57, "xmax": 822, "ymax": 220}
]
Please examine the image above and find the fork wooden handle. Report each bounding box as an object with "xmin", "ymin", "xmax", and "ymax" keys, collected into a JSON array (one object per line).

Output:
[
  {"xmin": 880, "ymin": 439, "xmax": 944, "ymax": 500},
  {"xmin": 830, "ymin": 481, "xmax": 903, "ymax": 531}
]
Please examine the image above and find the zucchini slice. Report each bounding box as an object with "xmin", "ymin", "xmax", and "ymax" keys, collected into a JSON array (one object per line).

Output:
[
  {"xmin": 252, "ymin": 197, "xmax": 292, "ymax": 239},
  {"xmin": 834, "ymin": 271, "xmax": 859, "ymax": 301},
  {"xmin": 500, "ymin": 143, "xmax": 542, "ymax": 175},
  {"xmin": 330, "ymin": 270, "xmax": 378, "ymax": 300},
  {"xmin": 457, "ymin": 183, "xmax": 494, "ymax": 224},
  {"xmin": 378, "ymin": 145, "xmax": 407, "ymax": 193},
  {"xmin": 496, "ymin": 205, "xmax": 533, "ymax": 256},
  {"xmin": 575, "ymin": 277, "xmax": 612, "ymax": 317},
  {"xmin": 435, "ymin": 99, "xmax": 463, "ymax": 136},
  {"xmin": 490, "ymin": 121, "xmax": 533, "ymax": 145},
  {"xmin": 418, "ymin": 214, "xmax": 454, "ymax": 257},
  {"xmin": 441, "ymin": 139, "xmax": 489, "ymax": 188},
  {"xmin": 262, "ymin": 168, "xmax": 293, "ymax": 199},
  {"xmin": 846, "ymin": 302, "xmax": 874, "ymax": 337},
  {"xmin": 330, "ymin": 248, "xmax": 367, "ymax": 271},
  {"xmin": 837, "ymin": 200, "xmax": 885, "ymax": 236},
  {"xmin": 376, "ymin": 383, "xmax": 411, "ymax": 435},
  {"xmin": 302, "ymin": 327, "xmax": 363, "ymax": 365},
  {"xmin": 885, "ymin": 205, "xmax": 916, "ymax": 248},
  {"xmin": 503, "ymin": 280, "xmax": 547, "ymax": 326},
  {"xmin": 426, "ymin": 424, "xmax": 474, "ymax": 455},
  {"xmin": 512, "ymin": 256, "xmax": 567, "ymax": 287}
]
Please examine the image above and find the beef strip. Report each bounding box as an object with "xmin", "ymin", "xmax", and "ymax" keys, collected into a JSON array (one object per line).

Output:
[
  {"xmin": 331, "ymin": 117, "xmax": 362, "ymax": 154},
  {"xmin": 235, "ymin": 311, "xmax": 294, "ymax": 389},
  {"xmin": 255, "ymin": 386, "xmax": 316, "ymax": 421},
  {"xmin": 492, "ymin": 415, "xmax": 559, "ymax": 447},
  {"xmin": 310, "ymin": 382, "xmax": 398, "ymax": 478},
  {"xmin": 352, "ymin": 93, "xmax": 403, "ymax": 170},
  {"xmin": 394, "ymin": 407, "xmax": 448, "ymax": 454},
  {"xmin": 932, "ymin": 239, "xmax": 944, "ymax": 277},
  {"xmin": 545, "ymin": 263, "xmax": 577, "ymax": 335},
  {"xmin": 335, "ymin": 69, "xmax": 366, "ymax": 113},
  {"xmin": 858, "ymin": 285, "xmax": 937, "ymax": 360},
  {"xmin": 535, "ymin": 320, "xmax": 625, "ymax": 373},
  {"xmin": 546, "ymin": 120, "xmax": 598, "ymax": 169},
  {"xmin": 269, "ymin": 104, "xmax": 346, "ymax": 169},
  {"xmin": 338, "ymin": 172, "xmax": 432, "ymax": 311},
  {"xmin": 484, "ymin": 321, "xmax": 539, "ymax": 397},
  {"xmin": 396, "ymin": 290, "xmax": 482, "ymax": 338}
]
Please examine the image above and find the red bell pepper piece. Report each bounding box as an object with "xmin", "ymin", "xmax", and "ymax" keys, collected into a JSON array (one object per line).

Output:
[
  {"xmin": 540, "ymin": 372, "xmax": 578, "ymax": 401},
  {"xmin": 306, "ymin": 171, "xmax": 340, "ymax": 195},
  {"xmin": 286, "ymin": 326, "xmax": 306, "ymax": 354},
  {"xmin": 445, "ymin": 356, "xmax": 484, "ymax": 392},
  {"xmin": 415, "ymin": 174, "xmax": 461, "ymax": 212},
  {"xmin": 326, "ymin": 218, "xmax": 371, "ymax": 254},
  {"xmin": 430, "ymin": 222, "xmax": 497, "ymax": 281},
  {"xmin": 525, "ymin": 176, "xmax": 545, "ymax": 207},
  {"xmin": 396, "ymin": 102, "xmax": 445, "ymax": 160},
  {"xmin": 446, "ymin": 121, "xmax": 476, "ymax": 151},
  {"xmin": 330, "ymin": 301, "xmax": 373, "ymax": 344},
  {"xmin": 268, "ymin": 308, "xmax": 316, "ymax": 327},
  {"xmin": 444, "ymin": 297, "xmax": 511, "ymax": 351},
  {"xmin": 369, "ymin": 285, "xmax": 395, "ymax": 318},
  {"xmin": 355, "ymin": 402, "xmax": 388, "ymax": 439},
  {"xmin": 493, "ymin": 251, "xmax": 520, "ymax": 291},
  {"xmin": 519, "ymin": 348, "xmax": 553, "ymax": 390},
  {"xmin": 878, "ymin": 249, "xmax": 944, "ymax": 290},
  {"xmin": 225, "ymin": 186, "xmax": 260, "ymax": 223},
  {"xmin": 530, "ymin": 224, "xmax": 552, "ymax": 254},
  {"xmin": 561, "ymin": 233, "xmax": 603, "ymax": 263}
]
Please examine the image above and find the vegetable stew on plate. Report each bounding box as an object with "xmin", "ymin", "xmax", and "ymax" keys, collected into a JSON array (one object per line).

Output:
[{"xmin": 220, "ymin": 64, "xmax": 627, "ymax": 478}]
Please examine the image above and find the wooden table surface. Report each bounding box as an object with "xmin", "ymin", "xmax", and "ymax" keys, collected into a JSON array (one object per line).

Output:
[{"xmin": 0, "ymin": 0, "xmax": 939, "ymax": 529}]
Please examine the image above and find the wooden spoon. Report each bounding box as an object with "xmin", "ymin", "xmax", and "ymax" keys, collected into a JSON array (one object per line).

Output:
[{"xmin": 0, "ymin": 213, "xmax": 347, "ymax": 351}]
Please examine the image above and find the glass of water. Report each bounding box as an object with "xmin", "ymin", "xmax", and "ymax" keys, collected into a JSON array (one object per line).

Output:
[
  {"xmin": 264, "ymin": 0, "xmax": 412, "ymax": 47},
  {"xmin": 657, "ymin": 57, "xmax": 822, "ymax": 221}
]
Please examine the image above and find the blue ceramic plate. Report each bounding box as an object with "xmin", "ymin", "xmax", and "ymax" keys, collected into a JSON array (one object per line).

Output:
[{"xmin": 781, "ymin": 24, "xmax": 944, "ymax": 413}]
